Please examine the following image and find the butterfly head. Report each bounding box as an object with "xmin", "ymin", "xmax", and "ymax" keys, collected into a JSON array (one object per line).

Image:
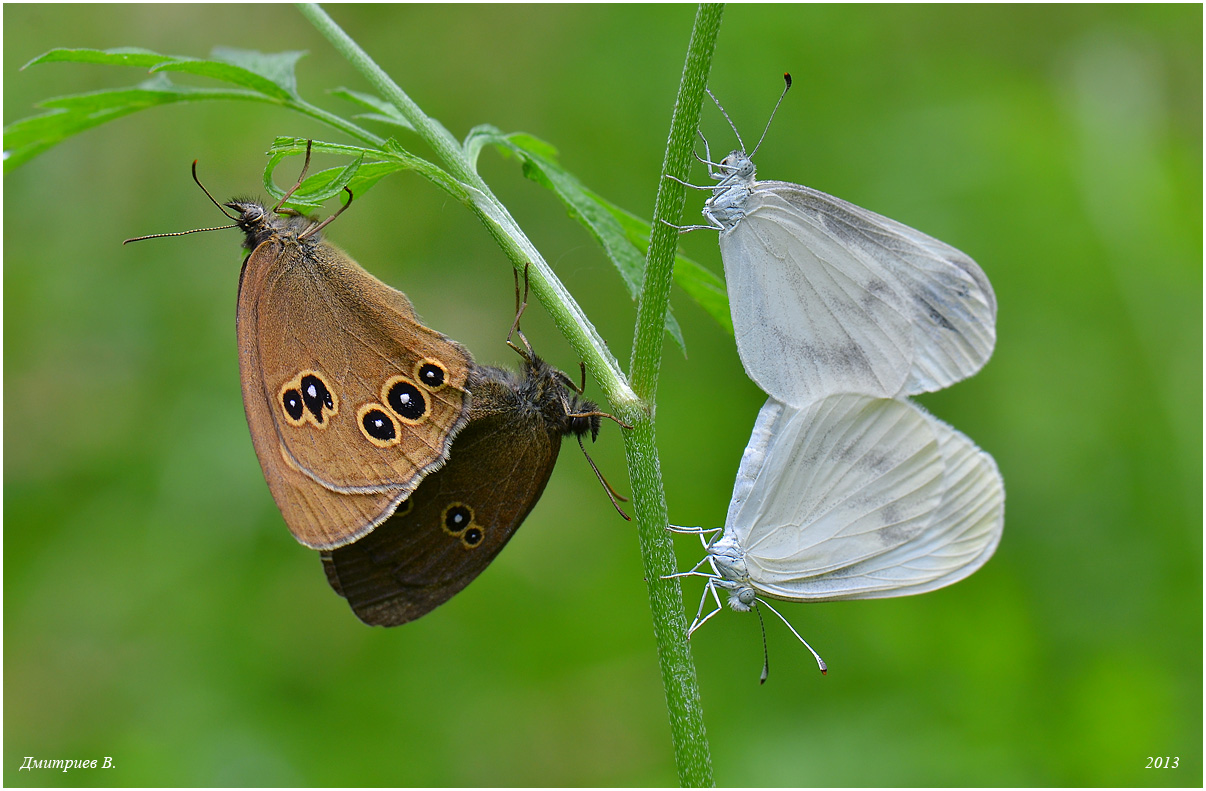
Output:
[
  {"xmin": 705, "ymin": 152, "xmax": 757, "ymax": 230},
  {"xmin": 565, "ymin": 395, "xmax": 602, "ymax": 442},
  {"xmin": 719, "ymin": 150, "xmax": 757, "ymax": 182},
  {"xmin": 726, "ymin": 584, "xmax": 757, "ymax": 613},
  {"xmin": 519, "ymin": 355, "xmax": 602, "ymax": 441},
  {"xmin": 225, "ymin": 199, "xmax": 316, "ymax": 252}
]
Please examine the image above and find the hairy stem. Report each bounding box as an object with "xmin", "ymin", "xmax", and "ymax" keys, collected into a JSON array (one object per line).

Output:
[{"xmin": 622, "ymin": 4, "xmax": 724, "ymax": 787}]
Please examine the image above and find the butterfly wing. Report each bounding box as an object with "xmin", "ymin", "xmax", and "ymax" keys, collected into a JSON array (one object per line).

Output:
[
  {"xmin": 721, "ymin": 182, "xmax": 996, "ymax": 405},
  {"xmin": 812, "ymin": 409, "xmax": 1004, "ymax": 598},
  {"xmin": 725, "ymin": 395, "xmax": 945, "ymax": 598},
  {"xmin": 724, "ymin": 397, "xmax": 784, "ymax": 530},
  {"xmin": 726, "ymin": 395, "xmax": 1002, "ymax": 601},
  {"xmin": 259, "ymin": 449, "xmax": 412, "ymax": 551},
  {"xmin": 320, "ymin": 366, "xmax": 563, "ymax": 626},
  {"xmin": 238, "ymin": 238, "xmax": 473, "ymax": 549}
]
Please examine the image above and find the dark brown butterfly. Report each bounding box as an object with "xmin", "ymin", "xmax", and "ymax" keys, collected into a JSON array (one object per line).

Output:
[{"xmin": 321, "ymin": 282, "xmax": 624, "ymax": 626}]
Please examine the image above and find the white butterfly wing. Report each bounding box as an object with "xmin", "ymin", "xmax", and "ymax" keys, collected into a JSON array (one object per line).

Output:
[
  {"xmin": 820, "ymin": 409, "xmax": 1005, "ymax": 598},
  {"xmin": 720, "ymin": 182, "xmax": 996, "ymax": 404},
  {"xmin": 725, "ymin": 395, "xmax": 1003, "ymax": 601},
  {"xmin": 720, "ymin": 197, "xmax": 915, "ymax": 404},
  {"xmin": 725, "ymin": 395, "xmax": 945, "ymax": 598},
  {"xmin": 724, "ymin": 397, "xmax": 786, "ymax": 529}
]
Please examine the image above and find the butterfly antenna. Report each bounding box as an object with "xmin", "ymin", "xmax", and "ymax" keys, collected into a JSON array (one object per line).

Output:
[
  {"xmin": 757, "ymin": 596, "xmax": 827, "ymax": 674},
  {"xmin": 190, "ymin": 159, "xmax": 238, "ymax": 220},
  {"xmin": 750, "ymin": 72, "xmax": 792, "ymax": 159},
  {"xmin": 707, "ymin": 86, "xmax": 745, "ymax": 152},
  {"xmin": 123, "ymin": 159, "xmax": 239, "ymax": 244},
  {"xmin": 754, "ymin": 602, "xmax": 771, "ymax": 684},
  {"xmin": 576, "ymin": 435, "xmax": 631, "ymax": 520},
  {"xmin": 123, "ymin": 224, "xmax": 237, "ymax": 244}
]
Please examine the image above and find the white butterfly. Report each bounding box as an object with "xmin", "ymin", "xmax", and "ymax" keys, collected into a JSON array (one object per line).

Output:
[
  {"xmin": 679, "ymin": 78, "xmax": 997, "ymax": 407},
  {"xmin": 671, "ymin": 393, "xmax": 1005, "ymax": 673}
]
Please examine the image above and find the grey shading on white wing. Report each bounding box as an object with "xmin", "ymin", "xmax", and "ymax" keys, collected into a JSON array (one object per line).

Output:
[
  {"xmin": 707, "ymin": 394, "xmax": 1004, "ymax": 606},
  {"xmin": 706, "ymin": 151, "xmax": 997, "ymax": 406}
]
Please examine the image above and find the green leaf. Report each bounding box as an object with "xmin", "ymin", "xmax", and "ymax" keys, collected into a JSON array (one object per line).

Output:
[
  {"xmin": 21, "ymin": 46, "xmax": 177, "ymax": 70},
  {"xmin": 494, "ymin": 131, "xmax": 734, "ymax": 344},
  {"xmin": 3, "ymin": 74, "xmax": 270, "ymax": 171},
  {"xmin": 261, "ymin": 137, "xmax": 461, "ymax": 213},
  {"xmin": 7, "ymin": 47, "xmax": 311, "ymax": 170},
  {"xmin": 4, "ymin": 107, "xmax": 131, "ymax": 170},
  {"xmin": 37, "ymin": 75, "xmax": 264, "ymax": 112},
  {"xmin": 497, "ymin": 132, "xmax": 687, "ymax": 352},
  {"xmin": 265, "ymin": 138, "xmax": 382, "ymax": 209},
  {"xmin": 330, "ymin": 87, "xmax": 414, "ymax": 131},
  {"xmin": 379, "ymin": 138, "xmax": 473, "ymax": 203},
  {"xmin": 152, "ymin": 48, "xmax": 305, "ymax": 101},
  {"xmin": 596, "ymin": 196, "xmax": 732, "ymax": 335},
  {"xmin": 463, "ymin": 124, "xmax": 505, "ymax": 172},
  {"xmin": 489, "ymin": 131, "xmax": 683, "ymax": 350}
]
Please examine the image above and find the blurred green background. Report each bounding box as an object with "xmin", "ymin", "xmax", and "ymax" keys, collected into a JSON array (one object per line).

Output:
[{"xmin": 4, "ymin": 4, "xmax": 1201, "ymax": 787}]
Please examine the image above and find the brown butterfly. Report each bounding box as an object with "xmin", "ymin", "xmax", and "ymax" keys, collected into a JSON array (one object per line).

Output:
[
  {"xmin": 321, "ymin": 278, "xmax": 626, "ymax": 626},
  {"xmin": 128, "ymin": 143, "xmax": 472, "ymax": 550}
]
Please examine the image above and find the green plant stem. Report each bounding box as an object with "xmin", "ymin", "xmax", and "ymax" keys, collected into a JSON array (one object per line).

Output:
[
  {"xmin": 623, "ymin": 5, "xmax": 723, "ymax": 787},
  {"xmin": 297, "ymin": 2, "xmax": 635, "ymax": 409},
  {"xmin": 301, "ymin": 3, "xmax": 724, "ymax": 785}
]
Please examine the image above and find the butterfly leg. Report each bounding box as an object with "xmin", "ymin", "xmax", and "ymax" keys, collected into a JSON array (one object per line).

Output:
[
  {"xmin": 555, "ymin": 363, "xmax": 632, "ymax": 431},
  {"xmin": 505, "ymin": 265, "xmax": 537, "ymax": 361},
  {"xmin": 300, "ymin": 187, "xmax": 353, "ymax": 240},
  {"xmin": 568, "ymin": 406, "xmax": 632, "ymax": 431},
  {"xmin": 662, "ymin": 541, "xmax": 723, "ymax": 584},
  {"xmin": 687, "ymin": 579, "xmax": 724, "ymax": 637},
  {"xmin": 661, "ymin": 213, "xmax": 727, "ymax": 233},
  {"xmin": 663, "ymin": 557, "xmax": 716, "ymax": 579},
  {"xmin": 274, "ymin": 140, "xmax": 314, "ymax": 212},
  {"xmin": 573, "ymin": 435, "xmax": 631, "ymax": 521},
  {"xmin": 696, "ymin": 129, "xmax": 719, "ymax": 173},
  {"xmin": 664, "ymin": 173, "xmax": 715, "ymax": 191},
  {"xmin": 665, "ymin": 524, "xmax": 723, "ymax": 540}
]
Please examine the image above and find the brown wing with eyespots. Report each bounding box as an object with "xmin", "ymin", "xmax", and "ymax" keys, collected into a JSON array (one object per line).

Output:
[
  {"xmin": 237, "ymin": 237, "xmax": 472, "ymax": 550},
  {"xmin": 321, "ymin": 366, "xmax": 564, "ymax": 625}
]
